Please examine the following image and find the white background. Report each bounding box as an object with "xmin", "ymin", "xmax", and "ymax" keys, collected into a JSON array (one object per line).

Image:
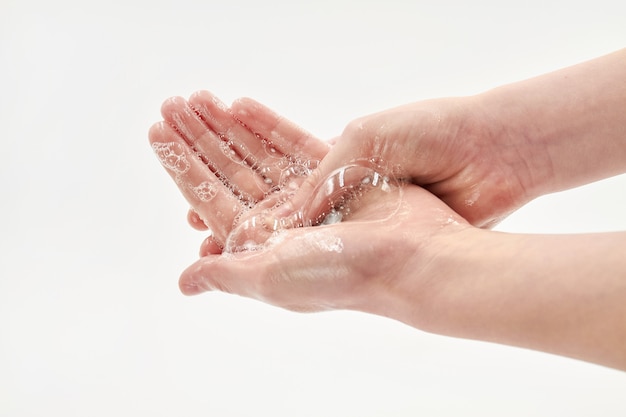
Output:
[{"xmin": 1, "ymin": 1, "xmax": 626, "ymax": 415}]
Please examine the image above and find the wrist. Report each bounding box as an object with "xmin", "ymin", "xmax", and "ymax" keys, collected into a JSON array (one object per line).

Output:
[
  {"xmin": 372, "ymin": 223, "xmax": 487, "ymax": 334},
  {"xmin": 406, "ymin": 226, "xmax": 626, "ymax": 369},
  {"xmin": 475, "ymin": 49, "xmax": 626, "ymax": 198},
  {"xmin": 401, "ymin": 226, "xmax": 496, "ymax": 334},
  {"xmin": 472, "ymin": 89, "xmax": 555, "ymax": 203}
]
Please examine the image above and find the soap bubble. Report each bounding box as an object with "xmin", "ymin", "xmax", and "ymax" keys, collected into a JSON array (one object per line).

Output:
[
  {"xmin": 152, "ymin": 142, "xmax": 190, "ymax": 175},
  {"xmin": 223, "ymin": 160, "xmax": 402, "ymax": 253},
  {"xmin": 191, "ymin": 181, "xmax": 218, "ymax": 202}
]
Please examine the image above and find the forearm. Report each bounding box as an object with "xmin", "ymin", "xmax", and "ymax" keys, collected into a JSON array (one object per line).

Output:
[
  {"xmin": 416, "ymin": 229, "xmax": 626, "ymax": 370},
  {"xmin": 478, "ymin": 48, "xmax": 626, "ymax": 199}
]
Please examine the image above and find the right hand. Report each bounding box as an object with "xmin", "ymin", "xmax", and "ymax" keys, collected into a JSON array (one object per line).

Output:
[{"xmin": 278, "ymin": 96, "xmax": 537, "ymax": 229}]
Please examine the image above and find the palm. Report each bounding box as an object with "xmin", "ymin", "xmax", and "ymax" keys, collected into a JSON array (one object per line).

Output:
[
  {"xmin": 149, "ymin": 91, "xmax": 329, "ymax": 248},
  {"xmin": 190, "ymin": 183, "xmax": 469, "ymax": 312}
]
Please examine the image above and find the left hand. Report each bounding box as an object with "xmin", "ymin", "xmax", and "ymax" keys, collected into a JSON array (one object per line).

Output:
[{"xmin": 149, "ymin": 91, "xmax": 329, "ymax": 249}]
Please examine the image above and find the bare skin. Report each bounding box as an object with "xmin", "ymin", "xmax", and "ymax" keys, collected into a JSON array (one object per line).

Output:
[
  {"xmin": 149, "ymin": 91, "xmax": 329, "ymax": 250},
  {"xmin": 151, "ymin": 49, "xmax": 626, "ymax": 370},
  {"xmin": 275, "ymin": 49, "xmax": 626, "ymax": 229}
]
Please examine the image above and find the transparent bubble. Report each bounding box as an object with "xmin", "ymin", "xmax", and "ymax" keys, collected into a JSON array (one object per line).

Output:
[
  {"xmin": 152, "ymin": 142, "xmax": 190, "ymax": 175},
  {"xmin": 219, "ymin": 139, "xmax": 236, "ymax": 157},
  {"xmin": 191, "ymin": 181, "xmax": 218, "ymax": 202},
  {"xmin": 223, "ymin": 160, "xmax": 402, "ymax": 253},
  {"xmin": 259, "ymin": 137, "xmax": 281, "ymax": 159}
]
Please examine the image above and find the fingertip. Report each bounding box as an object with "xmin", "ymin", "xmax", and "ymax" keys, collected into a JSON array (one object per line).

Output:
[
  {"xmin": 188, "ymin": 89, "xmax": 208, "ymax": 98},
  {"xmin": 200, "ymin": 236, "xmax": 223, "ymax": 256},
  {"xmin": 231, "ymin": 96, "xmax": 258, "ymax": 107},
  {"xmin": 230, "ymin": 97, "xmax": 263, "ymax": 118},
  {"xmin": 160, "ymin": 96, "xmax": 187, "ymax": 118},
  {"xmin": 188, "ymin": 89, "xmax": 213, "ymax": 103},
  {"xmin": 187, "ymin": 208, "xmax": 209, "ymax": 231},
  {"xmin": 189, "ymin": 90, "xmax": 229, "ymax": 113},
  {"xmin": 178, "ymin": 275, "xmax": 203, "ymax": 296},
  {"xmin": 179, "ymin": 262, "xmax": 208, "ymax": 296},
  {"xmin": 148, "ymin": 121, "xmax": 166, "ymax": 143}
]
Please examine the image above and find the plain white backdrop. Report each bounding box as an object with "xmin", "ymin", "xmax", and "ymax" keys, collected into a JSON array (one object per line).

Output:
[{"xmin": 1, "ymin": 1, "xmax": 625, "ymax": 415}]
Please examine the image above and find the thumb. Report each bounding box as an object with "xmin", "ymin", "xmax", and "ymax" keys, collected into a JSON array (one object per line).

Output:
[
  {"xmin": 179, "ymin": 228, "xmax": 361, "ymax": 312},
  {"xmin": 269, "ymin": 124, "xmax": 370, "ymax": 222},
  {"xmin": 270, "ymin": 160, "xmax": 394, "ymax": 230}
]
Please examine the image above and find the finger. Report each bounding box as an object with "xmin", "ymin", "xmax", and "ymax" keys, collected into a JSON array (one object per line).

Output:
[
  {"xmin": 160, "ymin": 96, "xmax": 266, "ymax": 201},
  {"xmin": 149, "ymin": 121, "xmax": 242, "ymax": 244},
  {"xmin": 265, "ymin": 162, "xmax": 402, "ymax": 231},
  {"xmin": 264, "ymin": 132, "xmax": 364, "ymax": 224},
  {"xmin": 187, "ymin": 91, "xmax": 284, "ymax": 192},
  {"xmin": 199, "ymin": 235, "xmax": 223, "ymax": 256},
  {"xmin": 179, "ymin": 227, "xmax": 360, "ymax": 312},
  {"xmin": 231, "ymin": 97, "xmax": 330, "ymax": 161},
  {"xmin": 187, "ymin": 208, "xmax": 209, "ymax": 231},
  {"xmin": 231, "ymin": 97, "xmax": 331, "ymax": 204}
]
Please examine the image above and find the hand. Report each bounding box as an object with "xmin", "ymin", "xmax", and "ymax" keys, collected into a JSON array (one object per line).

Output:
[
  {"xmin": 164, "ymin": 50, "xmax": 626, "ymax": 371},
  {"xmin": 179, "ymin": 181, "xmax": 471, "ymax": 320},
  {"xmin": 148, "ymin": 91, "xmax": 329, "ymax": 248},
  {"xmin": 271, "ymin": 96, "xmax": 537, "ymax": 230},
  {"xmin": 179, "ymin": 169, "xmax": 626, "ymax": 371},
  {"xmin": 282, "ymin": 49, "xmax": 626, "ymax": 229}
]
